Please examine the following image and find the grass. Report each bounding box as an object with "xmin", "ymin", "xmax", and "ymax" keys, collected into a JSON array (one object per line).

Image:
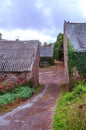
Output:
[
  {"xmin": 0, "ymin": 85, "xmax": 35, "ymax": 106},
  {"xmin": 53, "ymin": 81, "xmax": 86, "ymax": 130}
]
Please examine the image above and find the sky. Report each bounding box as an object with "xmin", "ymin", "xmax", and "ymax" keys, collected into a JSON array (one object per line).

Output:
[{"xmin": 0, "ymin": 0, "xmax": 86, "ymax": 43}]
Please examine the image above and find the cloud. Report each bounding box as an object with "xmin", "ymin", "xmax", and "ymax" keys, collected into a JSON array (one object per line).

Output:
[
  {"xmin": 78, "ymin": 0, "xmax": 86, "ymax": 17},
  {"xmin": 0, "ymin": 29, "xmax": 56, "ymax": 43},
  {"xmin": 0, "ymin": 0, "xmax": 86, "ymax": 42},
  {"xmin": 0, "ymin": 0, "xmax": 82, "ymax": 30},
  {"xmin": 0, "ymin": 0, "xmax": 48, "ymax": 30}
]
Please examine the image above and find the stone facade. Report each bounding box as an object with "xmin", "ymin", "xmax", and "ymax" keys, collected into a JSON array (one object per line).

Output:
[
  {"xmin": 0, "ymin": 72, "xmax": 32, "ymax": 83},
  {"xmin": 63, "ymin": 21, "xmax": 86, "ymax": 90},
  {"xmin": 31, "ymin": 47, "xmax": 40, "ymax": 87},
  {"xmin": 63, "ymin": 21, "xmax": 69, "ymax": 91},
  {"xmin": 0, "ymin": 40, "xmax": 40, "ymax": 91}
]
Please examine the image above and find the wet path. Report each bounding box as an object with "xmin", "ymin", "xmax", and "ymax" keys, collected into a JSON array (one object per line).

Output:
[{"xmin": 0, "ymin": 62, "xmax": 64, "ymax": 130}]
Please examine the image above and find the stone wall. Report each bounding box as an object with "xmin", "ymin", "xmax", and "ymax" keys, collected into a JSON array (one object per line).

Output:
[
  {"xmin": 0, "ymin": 48, "xmax": 40, "ymax": 91},
  {"xmin": 63, "ymin": 22, "xmax": 69, "ymax": 91},
  {"xmin": 31, "ymin": 47, "xmax": 40, "ymax": 87},
  {"xmin": 0, "ymin": 72, "xmax": 32, "ymax": 92},
  {"xmin": 0, "ymin": 72, "xmax": 32, "ymax": 82},
  {"xmin": 63, "ymin": 22, "xmax": 86, "ymax": 90}
]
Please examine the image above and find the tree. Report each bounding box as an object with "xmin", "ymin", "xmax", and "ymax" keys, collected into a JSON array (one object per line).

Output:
[{"xmin": 53, "ymin": 33, "xmax": 64, "ymax": 61}]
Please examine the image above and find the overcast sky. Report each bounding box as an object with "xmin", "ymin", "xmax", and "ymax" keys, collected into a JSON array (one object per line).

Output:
[{"xmin": 0, "ymin": 0, "xmax": 86, "ymax": 43}]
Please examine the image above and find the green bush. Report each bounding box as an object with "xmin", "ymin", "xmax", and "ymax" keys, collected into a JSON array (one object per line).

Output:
[
  {"xmin": 0, "ymin": 93, "xmax": 15, "ymax": 106},
  {"xmin": 53, "ymin": 33, "xmax": 64, "ymax": 61},
  {"xmin": 0, "ymin": 85, "xmax": 35, "ymax": 106},
  {"xmin": 13, "ymin": 86, "xmax": 35, "ymax": 98}
]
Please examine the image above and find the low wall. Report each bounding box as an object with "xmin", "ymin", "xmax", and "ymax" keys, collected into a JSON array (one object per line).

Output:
[{"xmin": 0, "ymin": 72, "xmax": 32, "ymax": 92}]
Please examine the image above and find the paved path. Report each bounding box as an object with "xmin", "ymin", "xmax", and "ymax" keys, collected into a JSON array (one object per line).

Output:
[{"xmin": 0, "ymin": 62, "xmax": 64, "ymax": 130}]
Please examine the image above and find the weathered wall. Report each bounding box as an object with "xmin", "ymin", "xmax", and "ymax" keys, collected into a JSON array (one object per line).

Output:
[
  {"xmin": 31, "ymin": 47, "xmax": 40, "ymax": 87},
  {"xmin": 63, "ymin": 22, "xmax": 86, "ymax": 90},
  {"xmin": 0, "ymin": 48, "xmax": 40, "ymax": 90},
  {"xmin": 65, "ymin": 23, "xmax": 86, "ymax": 51},
  {"xmin": 0, "ymin": 72, "xmax": 31, "ymax": 82},
  {"xmin": 0, "ymin": 72, "xmax": 32, "ymax": 92},
  {"xmin": 63, "ymin": 22, "xmax": 69, "ymax": 91}
]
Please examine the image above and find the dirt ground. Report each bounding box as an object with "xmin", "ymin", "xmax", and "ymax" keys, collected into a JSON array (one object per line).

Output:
[{"xmin": 0, "ymin": 62, "xmax": 64, "ymax": 130}]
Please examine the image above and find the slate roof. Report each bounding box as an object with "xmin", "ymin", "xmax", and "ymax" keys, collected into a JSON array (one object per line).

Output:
[
  {"xmin": 65, "ymin": 22, "xmax": 86, "ymax": 52},
  {"xmin": 0, "ymin": 41, "xmax": 39, "ymax": 72},
  {"xmin": 40, "ymin": 46, "xmax": 53, "ymax": 57}
]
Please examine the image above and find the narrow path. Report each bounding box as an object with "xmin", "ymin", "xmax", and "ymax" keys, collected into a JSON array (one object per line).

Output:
[{"xmin": 0, "ymin": 62, "xmax": 64, "ymax": 130}]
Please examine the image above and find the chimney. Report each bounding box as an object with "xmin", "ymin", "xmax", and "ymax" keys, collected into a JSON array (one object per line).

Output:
[
  {"xmin": 0, "ymin": 33, "xmax": 2, "ymax": 40},
  {"xmin": 16, "ymin": 36, "xmax": 19, "ymax": 41}
]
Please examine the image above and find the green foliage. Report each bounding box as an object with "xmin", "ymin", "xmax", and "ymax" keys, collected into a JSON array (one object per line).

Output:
[
  {"xmin": 53, "ymin": 81, "xmax": 86, "ymax": 130},
  {"xmin": 53, "ymin": 33, "xmax": 64, "ymax": 60},
  {"xmin": 72, "ymin": 52, "xmax": 86, "ymax": 78},
  {"xmin": 53, "ymin": 38, "xmax": 86, "ymax": 129},
  {"xmin": 0, "ymin": 86, "xmax": 35, "ymax": 106},
  {"xmin": 67, "ymin": 40, "xmax": 86, "ymax": 79},
  {"xmin": 72, "ymin": 81, "xmax": 86, "ymax": 95},
  {"xmin": 0, "ymin": 93, "xmax": 15, "ymax": 106},
  {"xmin": 12, "ymin": 86, "xmax": 35, "ymax": 98},
  {"xmin": 67, "ymin": 40, "xmax": 75, "ymax": 77}
]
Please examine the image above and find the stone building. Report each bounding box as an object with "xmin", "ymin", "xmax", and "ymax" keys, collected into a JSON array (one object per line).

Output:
[
  {"xmin": 0, "ymin": 39, "xmax": 40, "ymax": 88},
  {"xmin": 40, "ymin": 45, "xmax": 54, "ymax": 66},
  {"xmin": 63, "ymin": 21, "xmax": 86, "ymax": 90}
]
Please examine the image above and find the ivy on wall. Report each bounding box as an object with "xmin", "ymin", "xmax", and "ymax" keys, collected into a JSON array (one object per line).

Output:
[{"xmin": 67, "ymin": 40, "xmax": 86, "ymax": 79}]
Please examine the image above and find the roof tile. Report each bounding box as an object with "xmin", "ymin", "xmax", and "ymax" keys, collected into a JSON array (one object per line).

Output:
[{"xmin": 0, "ymin": 41, "xmax": 39, "ymax": 72}]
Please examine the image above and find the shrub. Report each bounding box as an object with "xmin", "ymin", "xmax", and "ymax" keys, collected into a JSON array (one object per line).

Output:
[
  {"xmin": 12, "ymin": 86, "xmax": 35, "ymax": 98},
  {"xmin": 0, "ymin": 85, "xmax": 35, "ymax": 106},
  {"xmin": 0, "ymin": 93, "xmax": 15, "ymax": 106}
]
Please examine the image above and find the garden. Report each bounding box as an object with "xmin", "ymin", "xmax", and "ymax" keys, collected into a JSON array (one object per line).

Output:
[{"xmin": 0, "ymin": 83, "xmax": 39, "ymax": 114}]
